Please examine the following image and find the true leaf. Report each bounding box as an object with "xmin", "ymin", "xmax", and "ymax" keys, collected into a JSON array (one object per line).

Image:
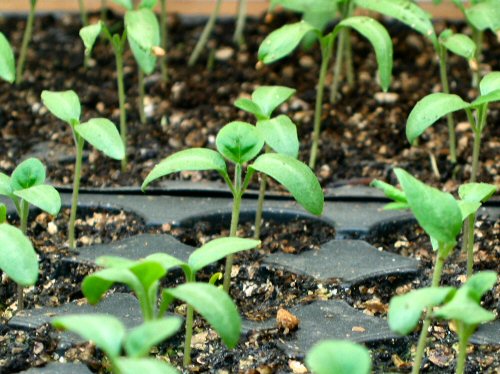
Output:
[
  {"xmin": 371, "ymin": 179, "xmax": 408, "ymax": 203},
  {"xmin": 114, "ymin": 358, "xmax": 179, "ymax": 374},
  {"xmin": 334, "ymin": 16, "xmax": 393, "ymax": 91},
  {"xmin": 465, "ymin": 0, "xmax": 500, "ymax": 33},
  {"xmin": 145, "ymin": 253, "xmax": 187, "ymax": 272},
  {"xmin": 163, "ymin": 283, "xmax": 241, "ymax": 348},
  {"xmin": 142, "ymin": 148, "xmax": 228, "ymax": 190},
  {"xmin": 460, "ymin": 270, "xmax": 497, "ymax": 302},
  {"xmin": 14, "ymin": 185, "xmax": 61, "ymax": 216},
  {"xmin": 0, "ymin": 224, "xmax": 38, "ymax": 286},
  {"xmin": 11, "ymin": 158, "xmax": 46, "ymax": 191},
  {"xmin": 306, "ymin": 340, "xmax": 371, "ymax": 374},
  {"xmin": 80, "ymin": 22, "xmax": 103, "ymax": 56},
  {"xmin": 41, "ymin": 90, "xmax": 81, "ymax": 125},
  {"xmin": 234, "ymin": 98, "xmax": 265, "ymax": 119},
  {"xmin": 258, "ymin": 21, "xmax": 316, "ymax": 64},
  {"xmin": 440, "ymin": 31, "xmax": 476, "ymax": 60},
  {"xmin": 0, "ymin": 31, "xmax": 15, "ymax": 83},
  {"xmin": 129, "ymin": 37, "xmax": 156, "ymax": 75},
  {"xmin": 251, "ymin": 86, "xmax": 296, "ymax": 119},
  {"xmin": 256, "ymin": 115, "xmax": 299, "ymax": 157},
  {"xmin": 388, "ymin": 287, "xmax": 455, "ymax": 335},
  {"xmin": 124, "ymin": 317, "xmax": 182, "ymax": 358},
  {"xmin": 52, "ymin": 314, "xmax": 125, "ymax": 358},
  {"xmin": 406, "ymin": 93, "xmax": 470, "ymax": 144},
  {"xmin": 82, "ymin": 267, "xmax": 144, "ymax": 304},
  {"xmin": 457, "ymin": 200, "xmax": 481, "ymax": 220},
  {"xmin": 216, "ymin": 122, "xmax": 264, "ymax": 164},
  {"xmin": 75, "ymin": 118, "xmax": 125, "ymax": 160},
  {"xmin": 249, "ymin": 153, "xmax": 324, "ymax": 215},
  {"xmin": 394, "ymin": 168, "xmax": 462, "ymax": 245},
  {"xmin": 126, "ymin": 8, "xmax": 160, "ymax": 51},
  {"xmin": 458, "ymin": 183, "xmax": 497, "ymax": 203}
]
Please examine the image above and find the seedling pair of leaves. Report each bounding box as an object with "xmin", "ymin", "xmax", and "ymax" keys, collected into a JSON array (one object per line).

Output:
[
  {"xmin": 234, "ymin": 85, "xmax": 299, "ymax": 238},
  {"xmin": 389, "ymin": 271, "xmax": 497, "ymax": 374},
  {"xmin": 53, "ymin": 314, "xmax": 182, "ymax": 374},
  {"xmin": 258, "ymin": 15, "xmax": 393, "ymax": 169},
  {"xmin": 81, "ymin": 237, "xmax": 259, "ymax": 367},
  {"xmin": 142, "ymin": 120, "xmax": 324, "ymax": 292},
  {"xmin": 42, "ymin": 90, "xmax": 125, "ymax": 249},
  {"xmin": 407, "ymin": 71, "xmax": 500, "ymax": 182}
]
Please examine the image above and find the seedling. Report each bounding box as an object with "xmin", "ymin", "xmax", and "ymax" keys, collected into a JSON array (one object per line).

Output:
[
  {"xmin": 159, "ymin": 0, "xmax": 169, "ymax": 82},
  {"xmin": 0, "ymin": 157, "xmax": 61, "ymax": 309},
  {"xmin": 372, "ymin": 168, "xmax": 463, "ymax": 374},
  {"xmin": 258, "ymin": 16, "xmax": 393, "ymax": 169},
  {"xmin": 406, "ymin": 71, "xmax": 500, "ymax": 182},
  {"xmin": 142, "ymin": 121, "xmax": 324, "ymax": 292},
  {"xmin": 15, "ymin": 0, "xmax": 38, "ymax": 84},
  {"xmin": 42, "ymin": 90, "xmax": 125, "ymax": 250},
  {"xmin": 53, "ymin": 314, "xmax": 182, "ymax": 374},
  {"xmin": 234, "ymin": 85, "xmax": 298, "ymax": 238},
  {"xmin": 389, "ymin": 271, "xmax": 496, "ymax": 374},
  {"xmin": 79, "ymin": 1, "xmax": 161, "ymax": 169},
  {"xmin": 305, "ymin": 340, "xmax": 371, "ymax": 374},
  {"xmin": 0, "ymin": 31, "xmax": 15, "ymax": 83}
]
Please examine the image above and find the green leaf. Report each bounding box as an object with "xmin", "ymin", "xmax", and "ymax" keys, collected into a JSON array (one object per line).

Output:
[
  {"xmin": 334, "ymin": 16, "xmax": 393, "ymax": 91},
  {"xmin": 457, "ymin": 200, "xmax": 481, "ymax": 221},
  {"xmin": 41, "ymin": 90, "xmax": 81, "ymax": 125},
  {"xmin": 80, "ymin": 22, "xmax": 103, "ymax": 56},
  {"xmin": 139, "ymin": 0, "xmax": 158, "ymax": 9},
  {"xmin": 142, "ymin": 148, "xmax": 228, "ymax": 191},
  {"xmin": 394, "ymin": 168, "xmax": 462, "ymax": 245},
  {"xmin": 384, "ymin": 201, "xmax": 410, "ymax": 210},
  {"xmin": 460, "ymin": 271, "xmax": 497, "ymax": 302},
  {"xmin": 0, "ymin": 203, "xmax": 6, "ymax": 223},
  {"xmin": 129, "ymin": 261, "xmax": 166, "ymax": 294},
  {"xmin": 111, "ymin": 0, "xmax": 134, "ymax": 10},
  {"xmin": 11, "ymin": 158, "xmax": 46, "ymax": 191},
  {"xmin": 257, "ymin": 116, "xmax": 299, "ymax": 157},
  {"xmin": 164, "ymin": 283, "xmax": 241, "ymax": 348},
  {"xmin": 145, "ymin": 253, "xmax": 187, "ymax": 272},
  {"xmin": 188, "ymin": 237, "xmax": 260, "ymax": 273},
  {"xmin": 388, "ymin": 287, "xmax": 455, "ymax": 335},
  {"xmin": 114, "ymin": 358, "xmax": 180, "ymax": 374},
  {"xmin": 52, "ymin": 314, "xmax": 125, "ymax": 358},
  {"xmin": 458, "ymin": 183, "xmax": 497, "ymax": 203},
  {"xmin": 0, "ymin": 173, "xmax": 14, "ymax": 200},
  {"xmin": 129, "ymin": 37, "xmax": 157, "ymax": 75},
  {"xmin": 470, "ymin": 89, "xmax": 500, "ymax": 107},
  {"xmin": 370, "ymin": 179, "xmax": 407, "ymax": 203},
  {"xmin": 0, "ymin": 32, "xmax": 15, "ymax": 83},
  {"xmin": 258, "ymin": 21, "xmax": 316, "ymax": 64},
  {"xmin": 440, "ymin": 31, "xmax": 477, "ymax": 60},
  {"xmin": 216, "ymin": 122, "xmax": 264, "ymax": 164},
  {"xmin": 0, "ymin": 224, "xmax": 38, "ymax": 286},
  {"xmin": 124, "ymin": 317, "xmax": 182, "ymax": 358},
  {"xmin": 126, "ymin": 8, "xmax": 160, "ymax": 74},
  {"xmin": 82, "ymin": 267, "xmax": 143, "ymax": 304},
  {"xmin": 249, "ymin": 153, "xmax": 324, "ymax": 215},
  {"xmin": 479, "ymin": 71, "xmax": 500, "ymax": 96},
  {"xmin": 270, "ymin": 0, "xmax": 338, "ymax": 14},
  {"xmin": 355, "ymin": 0, "xmax": 436, "ymax": 46},
  {"xmin": 14, "ymin": 185, "xmax": 61, "ymax": 216},
  {"xmin": 75, "ymin": 118, "xmax": 125, "ymax": 160},
  {"xmin": 251, "ymin": 86, "xmax": 296, "ymax": 119},
  {"xmin": 306, "ymin": 340, "xmax": 371, "ymax": 374},
  {"xmin": 96, "ymin": 256, "xmax": 137, "ymax": 269},
  {"xmin": 406, "ymin": 93, "xmax": 470, "ymax": 144},
  {"xmin": 465, "ymin": 0, "xmax": 500, "ymax": 33},
  {"xmin": 234, "ymin": 98, "xmax": 265, "ymax": 119}
]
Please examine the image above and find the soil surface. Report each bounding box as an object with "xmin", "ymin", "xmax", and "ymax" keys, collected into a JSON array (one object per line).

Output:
[{"xmin": 0, "ymin": 11, "xmax": 498, "ymax": 192}]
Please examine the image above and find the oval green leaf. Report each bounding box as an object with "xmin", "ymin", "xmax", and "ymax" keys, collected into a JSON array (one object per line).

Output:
[
  {"xmin": 406, "ymin": 93, "xmax": 470, "ymax": 144},
  {"xmin": 465, "ymin": 1, "xmax": 500, "ymax": 33},
  {"xmin": 252, "ymin": 86, "xmax": 296, "ymax": 119},
  {"xmin": 440, "ymin": 32, "xmax": 476, "ymax": 60},
  {"xmin": 0, "ymin": 32, "xmax": 15, "ymax": 83},
  {"xmin": 41, "ymin": 90, "xmax": 81, "ymax": 125},
  {"xmin": 0, "ymin": 173, "xmax": 14, "ymax": 199},
  {"xmin": 14, "ymin": 184, "xmax": 61, "ymax": 216},
  {"xmin": 216, "ymin": 121, "xmax": 264, "ymax": 164},
  {"xmin": 164, "ymin": 283, "xmax": 241, "ymax": 348},
  {"xmin": 306, "ymin": 340, "xmax": 371, "ymax": 374},
  {"xmin": 126, "ymin": 8, "xmax": 160, "ymax": 51},
  {"xmin": 249, "ymin": 153, "xmax": 324, "ymax": 215},
  {"xmin": 82, "ymin": 267, "xmax": 143, "ymax": 304},
  {"xmin": 11, "ymin": 158, "xmax": 46, "ymax": 191},
  {"xmin": 75, "ymin": 118, "xmax": 125, "ymax": 160},
  {"xmin": 0, "ymin": 224, "xmax": 38, "ymax": 286},
  {"xmin": 479, "ymin": 71, "xmax": 500, "ymax": 96},
  {"xmin": 458, "ymin": 182, "xmax": 497, "ymax": 203},
  {"xmin": 234, "ymin": 98, "xmax": 264, "ymax": 119},
  {"xmin": 80, "ymin": 22, "xmax": 103, "ymax": 56},
  {"xmin": 256, "ymin": 116, "xmax": 299, "ymax": 157},
  {"xmin": 142, "ymin": 148, "xmax": 228, "ymax": 191}
]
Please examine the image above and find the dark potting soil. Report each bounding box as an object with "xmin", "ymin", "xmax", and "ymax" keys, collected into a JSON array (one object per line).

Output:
[{"xmin": 0, "ymin": 12, "xmax": 498, "ymax": 192}]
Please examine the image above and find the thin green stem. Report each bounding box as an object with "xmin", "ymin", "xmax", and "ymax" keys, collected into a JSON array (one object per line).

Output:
[
  {"xmin": 78, "ymin": 0, "xmax": 89, "ymax": 26},
  {"xmin": 16, "ymin": 1, "xmax": 37, "ymax": 84},
  {"xmin": 344, "ymin": 29, "xmax": 354, "ymax": 86},
  {"xmin": 101, "ymin": 0, "xmax": 108, "ymax": 23},
  {"xmin": 233, "ymin": 0, "xmax": 247, "ymax": 46},
  {"xmin": 329, "ymin": 30, "xmax": 346, "ymax": 103},
  {"xmin": 183, "ymin": 273, "xmax": 195, "ymax": 367},
  {"xmin": 455, "ymin": 323, "xmax": 468, "ymax": 374},
  {"xmin": 254, "ymin": 174, "xmax": 267, "ymax": 239},
  {"xmin": 223, "ymin": 164, "xmax": 242, "ymax": 293},
  {"xmin": 160, "ymin": 0, "xmax": 168, "ymax": 82},
  {"xmin": 470, "ymin": 129, "xmax": 482, "ymax": 183},
  {"xmin": 188, "ymin": 0, "xmax": 223, "ymax": 66},
  {"xmin": 309, "ymin": 38, "xmax": 333, "ymax": 169},
  {"xmin": 17, "ymin": 199, "xmax": 30, "ymax": 311},
  {"xmin": 138, "ymin": 69, "xmax": 146, "ymax": 124},
  {"xmin": 471, "ymin": 28, "xmax": 483, "ymax": 88},
  {"xmin": 114, "ymin": 42, "xmax": 128, "ymax": 171},
  {"xmin": 438, "ymin": 47, "xmax": 457, "ymax": 164},
  {"xmin": 69, "ymin": 135, "xmax": 84, "ymax": 250},
  {"xmin": 466, "ymin": 214, "xmax": 475, "ymax": 278}
]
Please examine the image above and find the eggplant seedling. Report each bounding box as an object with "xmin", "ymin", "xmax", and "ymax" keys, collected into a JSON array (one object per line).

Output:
[
  {"xmin": 258, "ymin": 16, "xmax": 393, "ymax": 169},
  {"xmin": 406, "ymin": 71, "xmax": 500, "ymax": 182},
  {"xmin": 142, "ymin": 121, "xmax": 324, "ymax": 292},
  {"xmin": 0, "ymin": 158, "xmax": 61, "ymax": 309},
  {"xmin": 305, "ymin": 340, "xmax": 371, "ymax": 374},
  {"xmin": 53, "ymin": 314, "xmax": 182, "ymax": 374},
  {"xmin": 234, "ymin": 85, "xmax": 298, "ymax": 238},
  {"xmin": 0, "ymin": 31, "xmax": 15, "ymax": 83},
  {"xmin": 389, "ymin": 271, "xmax": 496, "ymax": 374},
  {"xmin": 42, "ymin": 90, "xmax": 125, "ymax": 250},
  {"xmin": 15, "ymin": 0, "xmax": 38, "ymax": 84}
]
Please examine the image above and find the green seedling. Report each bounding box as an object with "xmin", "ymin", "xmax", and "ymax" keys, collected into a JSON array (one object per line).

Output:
[
  {"xmin": 42, "ymin": 90, "xmax": 125, "ymax": 250},
  {"xmin": 79, "ymin": 0, "xmax": 161, "ymax": 169},
  {"xmin": 305, "ymin": 340, "xmax": 371, "ymax": 374},
  {"xmin": 372, "ymin": 168, "xmax": 463, "ymax": 374},
  {"xmin": 53, "ymin": 314, "xmax": 182, "ymax": 374},
  {"xmin": 389, "ymin": 271, "xmax": 496, "ymax": 374},
  {"xmin": 188, "ymin": 0, "xmax": 222, "ymax": 66},
  {"xmin": 0, "ymin": 31, "xmax": 15, "ymax": 83},
  {"xmin": 259, "ymin": 16, "xmax": 393, "ymax": 169},
  {"xmin": 406, "ymin": 71, "xmax": 500, "ymax": 182},
  {"xmin": 16, "ymin": 0, "xmax": 38, "ymax": 84},
  {"xmin": 0, "ymin": 157, "xmax": 60, "ymax": 309},
  {"xmin": 78, "ymin": 0, "xmax": 89, "ymax": 27},
  {"xmin": 142, "ymin": 121, "xmax": 324, "ymax": 292},
  {"xmin": 234, "ymin": 85, "xmax": 298, "ymax": 238}
]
